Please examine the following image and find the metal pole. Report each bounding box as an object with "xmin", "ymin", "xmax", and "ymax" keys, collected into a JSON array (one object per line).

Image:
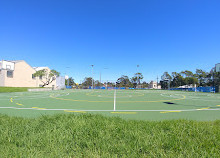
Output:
[
  {"xmin": 100, "ymin": 72, "xmax": 101, "ymax": 85},
  {"xmin": 65, "ymin": 67, "xmax": 70, "ymax": 88},
  {"xmin": 91, "ymin": 65, "xmax": 94, "ymax": 89},
  {"xmin": 106, "ymin": 80, "xmax": 108, "ymax": 90},
  {"xmin": 137, "ymin": 65, "xmax": 139, "ymax": 89},
  {"xmin": 213, "ymin": 68, "xmax": 215, "ymax": 93},
  {"xmin": 67, "ymin": 78, "xmax": 69, "ymax": 87}
]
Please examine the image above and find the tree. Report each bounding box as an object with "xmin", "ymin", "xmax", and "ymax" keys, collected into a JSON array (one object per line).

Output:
[
  {"xmin": 142, "ymin": 81, "xmax": 149, "ymax": 88},
  {"xmin": 161, "ymin": 72, "xmax": 172, "ymax": 89},
  {"xmin": 131, "ymin": 76, "xmax": 138, "ymax": 88},
  {"xmin": 135, "ymin": 72, "xmax": 144, "ymax": 85},
  {"xmin": 82, "ymin": 77, "xmax": 94, "ymax": 87},
  {"xmin": 117, "ymin": 75, "xmax": 131, "ymax": 87},
  {"xmin": 195, "ymin": 69, "xmax": 208, "ymax": 86},
  {"xmin": 161, "ymin": 72, "xmax": 172, "ymax": 81},
  {"xmin": 65, "ymin": 77, "xmax": 75, "ymax": 86},
  {"xmin": 130, "ymin": 73, "xmax": 144, "ymax": 88},
  {"xmin": 33, "ymin": 69, "xmax": 60, "ymax": 87},
  {"xmin": 171, "ymin": 72, "xmax": 183, "ymax": 87},
  {"xmin": 95, "ymin": 80, "xmax": 102, "ymax": 87}
]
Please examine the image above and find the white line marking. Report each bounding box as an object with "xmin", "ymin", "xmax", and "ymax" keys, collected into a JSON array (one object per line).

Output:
[
  {"xmin": 114, "ymin": 89, "xmax": 116, "ymax": 111},
  {"xmin": 0, "ymin": 107, "xmax": 220, "ymax": 112}
]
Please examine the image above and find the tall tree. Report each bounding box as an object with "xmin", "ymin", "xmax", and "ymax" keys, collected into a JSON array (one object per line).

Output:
[
  {"xmin": 82, "ymin": 77, "xmax": 94, "ymax": 87},
  {"xmin": 117, "ymin": 75, "xmax": 131, "ymax": 87},
  {"xmin": 131, "ymin": 77, "xmax": 138, "ymax": 88},
  {"xmin": 33, "ymin": 69, "xmax": 60, "ymax": 87},
  {"xmin": 161, "ymin": 72, "xmax": 172, "ymax": 89},
  {"xmin": 195, "ymin": 69, "xmax": 208, "ymax": 86},
  {"xmin": 95, "ymin": 80, "xmax": 102, "ymax": 87},
  {"xmin": 142, "ymin": 81, "xmax": 149, "ymax": 88},
  {"xmin": 65, "ymin": 77, "xmax": 75, "ymax": 86},
  {"xmin": 134, "ymin": 72, "xmax": 144, "ymax": 85}
]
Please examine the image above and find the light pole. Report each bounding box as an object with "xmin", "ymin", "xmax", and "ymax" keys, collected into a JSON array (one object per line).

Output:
[
  {"xmin": 137, "ymin": 65, "xmax": 140, "ymax": 89},
  {"xmin": 100, "ymin": 67, "xmax": 108, "ymax": 87},
  {"xmin": 91, "ymin": 65, "xmax": 94, "ymax": 89},
  {"xmin": 65, "ymin": 67, "xmax": 70, "ymax": 87}
]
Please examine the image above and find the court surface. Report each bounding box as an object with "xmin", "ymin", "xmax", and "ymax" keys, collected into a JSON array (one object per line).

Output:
[{"xmin": 0, "ymin": 89, "xmax": 220, "ymax": 121}]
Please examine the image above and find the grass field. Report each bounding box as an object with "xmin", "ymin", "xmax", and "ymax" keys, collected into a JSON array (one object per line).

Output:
[
  {"xmin": 0, "ymin": 87, "xmax": 31, "ymax": 93},
  {"xmin": 0, "ymin": 89, "xmax": 219, "ymax": 120},
  {"xmin": 1, "ymin": 89, "xmax": 220, "ymax": 157},
  {"xmin": 0, "ymin": 114, "xmax": 220, "ymax": 157}
]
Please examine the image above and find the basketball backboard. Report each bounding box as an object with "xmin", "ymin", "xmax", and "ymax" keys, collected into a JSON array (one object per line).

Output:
[{"xmin": 0, "ymin": 60, "xmax": 15, "ymax": 71}]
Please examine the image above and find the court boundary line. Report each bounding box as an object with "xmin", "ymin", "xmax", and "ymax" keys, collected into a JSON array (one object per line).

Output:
[{"xmin": 0, "ymin": 106, "xmax": 220, "ymax": 112}]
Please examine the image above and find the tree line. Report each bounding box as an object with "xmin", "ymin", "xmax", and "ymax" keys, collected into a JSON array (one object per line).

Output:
[
  {"xmin": 80, "ymin": 73, "xmax": 147, "ymax": 88},
  {"xmin": 66, "ymin": 68, "xmax": 220, "ymax": 89},
  {"xmin": 36, "ymin": 66, "xmax": 219, "ymax": 89},
  {"xmin": 160, "ymin": 69, "xmax": 220, "ymax": 89}
]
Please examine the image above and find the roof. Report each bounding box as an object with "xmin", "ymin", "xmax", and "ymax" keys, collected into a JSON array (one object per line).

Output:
[
  {"xmin": 8, "ymin": 60, "xmax": 25, "ymax": 63},
  {"xmin": 34, "ymin": 67, "xmax": 49, "ymax": 71}
]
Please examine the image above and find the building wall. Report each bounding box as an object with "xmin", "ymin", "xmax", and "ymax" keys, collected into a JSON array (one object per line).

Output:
[
  {"xmin": 0, "ymin": 69, "xmax": 5, "ymax": 86},
  {"xmin": 56, "ymin": 76, "xmax": 65, "ymax": 89},
  {"xmin": 149, "ymin": 81, "xmax": 161, "ymax": 89},
  {"xmin": 1, "ymin": 60, "xmax": 58, "ymax": 88},
  {"xmin": 4, "ymin": 61, "xmax": 37, "ymax": 87}
]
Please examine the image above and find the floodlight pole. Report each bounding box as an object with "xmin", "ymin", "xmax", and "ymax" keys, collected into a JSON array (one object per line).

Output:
[
  {"xmin": 91, "ymin": 65, "xmax": 94, "ymax": 89},
  {"xmin": 101, "ymin": 68, "xmax": 108, "ymax": 89},
  {"xmin": 212, "ymin": 67, "xmax": 215, "ymax": 93},
  {"xmin": 137, "ymin": 65, "xmax": 139, "ymax": 89},
  {"xmin": 65, "ymin": 67, "xmax": 70, "ymax": 87},
  {"xmin": 100, "ymin": 72, "xmax": 101, "ymax": 85}
]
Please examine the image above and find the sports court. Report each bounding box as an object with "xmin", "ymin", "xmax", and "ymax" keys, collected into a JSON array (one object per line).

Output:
[{"xmin": 0, "ymin": 89, "xmax": 220, "ymax": 121}]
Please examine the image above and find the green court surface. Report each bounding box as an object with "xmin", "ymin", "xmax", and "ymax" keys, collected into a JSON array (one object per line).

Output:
[{"xmin": 0, "ymin": 89, "xmax": 220, "ymax": 121}]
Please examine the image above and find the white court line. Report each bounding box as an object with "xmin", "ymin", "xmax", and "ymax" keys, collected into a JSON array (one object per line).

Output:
[{"xmin": 0, "ymin": 107, "xmax": 220, "ymax": 112}]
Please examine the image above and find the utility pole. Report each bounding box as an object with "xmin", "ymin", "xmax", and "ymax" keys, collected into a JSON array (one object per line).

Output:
[
  {"xmin": 91, "ymin": 65, "xmax": 94, "ymax": 89},
  {"xmin": 65, "ymin": 67, "xmax": 70, "ymax": 87},
  {"xmin": 137, "ymin": 65, "xmax": 139, "ymax": 89},
  {"xmin": 100, "ymin": 72, "xmax": 101, "ymax": 85},
  {"xmin": 212, "ymin": 67, "xmax": 215, "ymax": 93}
]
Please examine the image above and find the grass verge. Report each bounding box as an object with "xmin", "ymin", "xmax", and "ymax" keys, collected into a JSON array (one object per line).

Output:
[
  {"xmin": 0, "ymin": 114, "xmax": 219, "ymax": 157},
  {"xmin": 0, "ymin": 87, "xmax": 42, "ymax": 93}
]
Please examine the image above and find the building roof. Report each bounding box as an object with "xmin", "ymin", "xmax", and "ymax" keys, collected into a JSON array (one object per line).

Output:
[
  {"xmin": 33, "ymin": 67, "xmax": 49, "ymax": 71},
  {"xmin": 8, "ymin": 60, "xmax": 25, "ymax": 63}
]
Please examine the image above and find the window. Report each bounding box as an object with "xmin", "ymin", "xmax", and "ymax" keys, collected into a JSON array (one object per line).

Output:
[
  {"xmin": 7, "ymin": 71, "xmax": 13, "ymax": 78},
  {"xmin": 39, "ymin": 76, "xmax": 42, "ymax": 80},
  {"xmin": 32, "ymin": 74, "xmax": 36, "ymax": 79}
]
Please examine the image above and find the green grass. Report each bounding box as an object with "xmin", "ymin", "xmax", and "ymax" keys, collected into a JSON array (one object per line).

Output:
[
  {"xmin": 0, "ymin": 113, "xmax": 219, "ymax": 157},
  {"xmin": 0, "ymin": 87, "xmax": 29, "ymax": 93},
  {"xmin": 0, "ymin": 87, "xmax": 43, "ymax": 93}
]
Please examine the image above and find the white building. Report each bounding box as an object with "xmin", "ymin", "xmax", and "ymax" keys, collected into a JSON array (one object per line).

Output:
[{"xmin": 149, "ymin": 81, "xmax": 161, "ymax": 89}]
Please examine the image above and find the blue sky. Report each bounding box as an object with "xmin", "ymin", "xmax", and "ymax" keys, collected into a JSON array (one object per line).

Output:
[{"xmin": 0, "ymin": 0, "xmax": 219, "ymax": 83}]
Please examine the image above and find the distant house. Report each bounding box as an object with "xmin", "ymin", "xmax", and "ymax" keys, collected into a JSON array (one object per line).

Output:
[
  {"xmin": 0, "ymin": 60, "xmax": 64, "ymax": 89},
  {"xmin": 149, "ymin": 81, "xmax": 161, "ymax": 89}
]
